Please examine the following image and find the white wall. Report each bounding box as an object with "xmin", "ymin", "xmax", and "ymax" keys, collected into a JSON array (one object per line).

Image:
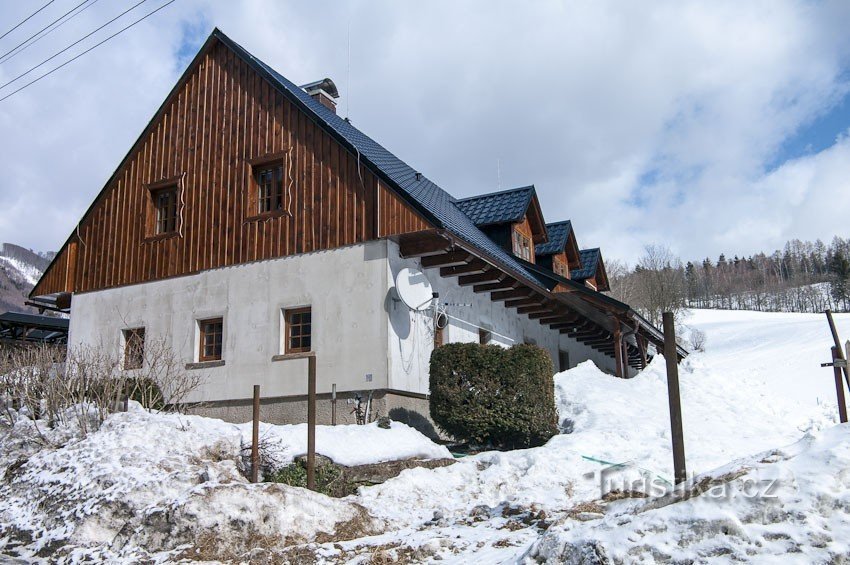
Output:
[
  {"xmin": 68, "ymin": 242, "xmax": 390, "ymax": 403},
  {"xmin": 386, "ymin": 240, "xmax": 618, "ymax": 391}
]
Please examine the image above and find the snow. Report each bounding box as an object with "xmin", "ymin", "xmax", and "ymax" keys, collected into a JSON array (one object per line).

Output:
[
  {"xmin": 2, "ymin": 308, "xmax": 850, "ymax": 562},
  {"xmin": 238, "ymin": 420, "xmax": 452, "ymax": 468},
  {"xmin": 0, "ymin": 255, "xmax": 41, "ymax": 286}
]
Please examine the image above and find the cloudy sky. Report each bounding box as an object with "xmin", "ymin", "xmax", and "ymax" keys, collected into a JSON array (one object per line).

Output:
[{"xmin": 1, "ymin": 0, "xmax": 849, "ymax": 263}]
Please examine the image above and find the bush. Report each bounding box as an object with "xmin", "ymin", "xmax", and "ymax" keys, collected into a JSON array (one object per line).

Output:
[{"xmin": 429, "ymin": 343, "xmax": 558, "ymax": 449}]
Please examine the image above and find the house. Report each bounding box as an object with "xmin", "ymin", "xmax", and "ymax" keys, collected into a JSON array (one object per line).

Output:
[{"xmin": 29, "ymin": 28, "xmax": 684, "ymax": 429}]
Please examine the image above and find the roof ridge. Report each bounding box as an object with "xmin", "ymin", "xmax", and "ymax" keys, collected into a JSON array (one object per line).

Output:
[{"xmin": 455, "ymin": 184, "xmax": 535, "ymax": 203}]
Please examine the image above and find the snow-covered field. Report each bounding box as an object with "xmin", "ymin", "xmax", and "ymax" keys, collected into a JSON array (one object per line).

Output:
[{"xmin": 1, "ymin": 309, "xmax": 849, "ymax": 562}]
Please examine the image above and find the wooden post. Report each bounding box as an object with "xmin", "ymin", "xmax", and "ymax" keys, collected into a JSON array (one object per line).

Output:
[
  {"xmin": 637, "ymin": 335, "xmax": 648, "ymax": 369},
  {"xmin": 662, "ymin": 312, "xmax": 687, "ymax": 485},
  {"xmin": 307, "ymin": 355, "xmax": 317, "ymax": 491},
  {"xmin": 825, "ymin": 310, "xmax": 850, "ymax": 391},
  {"xmin": 832, "ymin": 346, "xmax": 848, "ymax": 423},
  {"xmin": 251, "ymin": 385, "xmax": 260, "ymax": 483},
  {"xmin": 331, "ymin": 383, "xmax": 337, "ymax": 426},
  {"xmin": 613, "ymin": 324, "xmax": 625, "ymax": 378}
]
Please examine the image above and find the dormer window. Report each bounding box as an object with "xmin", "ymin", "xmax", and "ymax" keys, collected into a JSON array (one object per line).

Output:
[
  {"xmin": 256, "ymin": 163, "xmax": 284, "ymax": 214},
  {"xmin": 553, "ymin": 258, "xmax": 569, "ymax": 278},
  {"xmin": 513, "ymin": 230, "xmax": 532, "ymax": 261}
]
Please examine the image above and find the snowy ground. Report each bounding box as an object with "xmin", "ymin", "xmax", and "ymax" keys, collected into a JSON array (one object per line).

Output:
[{"xmin": 1, "ymin": 309, "xmax": 849, "ymax": 562}]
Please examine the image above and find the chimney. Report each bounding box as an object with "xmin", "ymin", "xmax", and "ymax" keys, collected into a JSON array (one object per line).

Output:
[{"xmin": 300, "ymin": 78, "xmax": 340, "ymax": 114}]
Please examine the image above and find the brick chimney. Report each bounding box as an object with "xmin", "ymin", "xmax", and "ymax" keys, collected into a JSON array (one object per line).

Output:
[{"xmin": 300, "ymin": 78, "xmax": 340, "ymax": 114}]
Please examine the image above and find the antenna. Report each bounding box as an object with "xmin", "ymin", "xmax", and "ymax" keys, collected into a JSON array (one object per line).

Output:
[
  {"xmin": 497, "ymin": 158, "xmax": 501, "ymax": 189},
  {"xmin": 346, "ymin": 19, "xmax": 351, "ymax": 119},
  {"xmin": 394, "ymin": 268, "xmax": 435, "ymax": 311}
]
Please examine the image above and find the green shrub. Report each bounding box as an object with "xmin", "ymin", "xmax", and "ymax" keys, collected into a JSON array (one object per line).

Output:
[
  {"xmin": 265, "ymin": 458, "xmax": 348, "ymax": 497},
  {"xmin": 429, "ymin": 342, "xmax": 558, "ymax": 449}
]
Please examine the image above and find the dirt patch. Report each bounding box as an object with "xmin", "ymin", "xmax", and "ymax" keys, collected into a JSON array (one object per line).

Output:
[{"xmin": 267, "ymin": 457, "xmax": 455, "ymax": 498}]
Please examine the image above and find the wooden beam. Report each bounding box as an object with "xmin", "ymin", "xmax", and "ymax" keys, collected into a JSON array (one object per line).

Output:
[
  {"xmin": 517, "ymin": 304, "xmax": 553, "ymax": 315},
  {"xmin": 474, "ymin": 279, "xmax": 518, "ymax": 293},
  {"xmin": 613, "ymin": 324, "xmax": 625, "ymax": 378},
  {"xmin": 441, "ymin": 259, "xmax": 488, "ymax": 277},
  {"xmin": 420, "ymin": 250, "xmax": 473, "ymax": 268},
  {"xmin": 398, "ymin": 232, "xmax": 450, "ymax": 258},
  {"xmin": 551, "ymin": 322, "xmax": 583, "ymax": 330},
  {"xmin": 505, "ymin": 297, "xmax": 544, "ymax": 308},
  {"xmin": 458, "ymin": 270, "xmax": 504, "ymax": 286},
  {"xmin": 491, "ymin": 288, "xmax": 534, "ymax": 302},
  {"xmin": 539, "ymin": 315, "xmax": 574, "ymax": 325}
]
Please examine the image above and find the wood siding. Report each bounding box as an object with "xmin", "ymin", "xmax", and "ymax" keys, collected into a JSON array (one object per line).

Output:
[{"xmin": 34, "ymin": 39, "xmax": 430, "ymax": 297}]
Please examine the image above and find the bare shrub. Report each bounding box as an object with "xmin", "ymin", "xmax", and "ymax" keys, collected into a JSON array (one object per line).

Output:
[
  {"xmin": 688, "ymin": 328, "xmax": 707, "ymax": 352},
  {"xmin": 0, "ymin": 339, "xmax": 204, "ymax": 443}
]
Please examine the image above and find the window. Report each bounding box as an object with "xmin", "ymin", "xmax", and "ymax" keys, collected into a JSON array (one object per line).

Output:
[
  {"xmin": 153, "ymin": 187, "xmax": 178, "ymax": 234},
  {"xmin": 479, "ymin": 328, "xmax": 492, "ymax": 345},
  {"xmin": 559, "ymin": 349, "xmax": 570, "ymax": 372},
  {"xmin": 285, "ymin": 307, "xmax": 312, "ymax": 353},
  {"xmin": 256, "ymin": 163, "xmax": 284, "ymax": 214},
  {"xmin": 123, "ymin": 328, "xmax": 145, "ymax": 370},
  {"xmin": 513, "ymin": 230, "xmax": 532, "ymax": 261},
  {"xmin": 199, "ymin": 318, "xmax": 223, "ymax": 362},
  {"xmin": 553, "ymin": 259, "xmax": 569, "ymax": 278}
]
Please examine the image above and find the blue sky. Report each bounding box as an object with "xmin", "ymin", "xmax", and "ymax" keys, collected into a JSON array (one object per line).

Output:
[{"xmin": 1, "ymin": 0, "xmax": 849, "ymax": 264}]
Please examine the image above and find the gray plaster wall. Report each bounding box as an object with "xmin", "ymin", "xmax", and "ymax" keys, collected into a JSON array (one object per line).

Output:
[
  {"xmin": 68, "ymin": 242, "xmax": 391, "ymax": 404},
  {"xmin": 385, "ymin": 240, "xmax": 620, "ymax": 384}
]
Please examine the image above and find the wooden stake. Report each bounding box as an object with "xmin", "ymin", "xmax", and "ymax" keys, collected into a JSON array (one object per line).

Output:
[
  {"xmin": 832, "ymin": 346, "xmax": 848, "ymax": 423},
  {"xmin": 331, "ymin": 383, "xmax": 337, "ymax": 426},
  {"xmin": 663, "ymin": 312, "xmax": 687, "ymax": 485},
  {"xmin": 251, "ymin": 384, "xmax": 260, "ymax": 483},
  {"xmin": 307, "ymin": 355, "xmax": 317, "ymax": 491},
  {"xmin": 825, "ymin": 310, "xmax": 850, "ymax": 391}
]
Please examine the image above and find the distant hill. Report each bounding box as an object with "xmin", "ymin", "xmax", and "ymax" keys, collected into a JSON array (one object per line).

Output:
[{"xmin": 0, "ymin": 243, "xmax": 51, "ymax": 314}]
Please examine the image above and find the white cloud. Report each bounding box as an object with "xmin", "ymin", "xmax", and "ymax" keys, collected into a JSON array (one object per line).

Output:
[{"xmin": 1, "ymin": 0, "xmax": 849, "ymax": 264}]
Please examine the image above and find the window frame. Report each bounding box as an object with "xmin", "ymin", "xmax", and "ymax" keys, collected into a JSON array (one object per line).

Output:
[
  {"xmin": 478, "ymin": 328, "xmax": 492, "ymax": 345},
  {"xmin": 198, "ymin": 317, "xmax": 224, "ymax": 362},
  {"xmin": 122, "ymin": 327, "xmax": 145, "ymax": 370},
  {"xmin": 513, "ymin": 230, "xmax": 532, "ymax": 261},
  {"xmin": 284, "ymin": 306, "xmax": 312, "ymax": 354},
  {"xmin": 255, "ymin": 162, "xmax": 285, "ymax": 215},
  {"xmin": 248, "ymin": 152, "xmax": 288, "ymax": 220}
]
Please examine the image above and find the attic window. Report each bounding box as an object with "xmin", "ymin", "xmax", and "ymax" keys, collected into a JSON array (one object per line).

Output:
[
  {"xmin": 256, "ymin": 163, "xmax": 284, "ymax": 214},
  {"xmin": 153, "ymin": 186, "xmax": 178, "ymax": 235},
  {"xmin": 553, "ymin": 259, "xmax": 569, "ymax": 279},
  {"xmin": 513, "ymin": 230, "xmax": 532, "ymax": 261}
]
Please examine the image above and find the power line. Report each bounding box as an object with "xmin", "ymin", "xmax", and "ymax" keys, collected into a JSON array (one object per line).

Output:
[
  {"xmin": 0, "ymin": 0, "xmax": 178, "ymax": 103},
  {"xmin": 0, "ymin": 0, "xmax": 96, "ymax": 65},
  {"xmin": 0, "ymin": 0, "xmax": 150, "ymax": 91},
  {"xmin": 0, "ymin": 0, "xmax": 58, "ymax": 42}
]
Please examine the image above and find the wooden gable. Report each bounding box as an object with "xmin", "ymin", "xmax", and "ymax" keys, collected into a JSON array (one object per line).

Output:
[{"xmin": 32, "ymin": 36, "xmax": 430, "ymax": 298}]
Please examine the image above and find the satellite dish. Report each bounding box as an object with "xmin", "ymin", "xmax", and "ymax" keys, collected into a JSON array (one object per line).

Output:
[{"xmin": 395, "ymin": 267, "xmax": 434, "ymax": 311}]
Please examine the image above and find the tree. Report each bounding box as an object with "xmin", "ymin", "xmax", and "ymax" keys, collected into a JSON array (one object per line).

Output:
[
  {"xmin": 830, "ymin": 249, "xmax": 850, "ymax": 311},
  {"xmin": 631, "ymin": 244, "xmax": 688, "ymax": 326}
]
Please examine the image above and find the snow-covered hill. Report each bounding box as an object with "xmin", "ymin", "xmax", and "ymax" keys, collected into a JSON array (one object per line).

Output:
[
  {"xmin": 1, "ymin": 309, "xmax": 849, "ymax": 562},
  {"xmin": 0, "ymin": 243, "xmax": 50, "ymax": 313}
]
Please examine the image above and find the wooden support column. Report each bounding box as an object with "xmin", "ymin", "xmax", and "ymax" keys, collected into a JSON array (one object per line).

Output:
[
  {"xmin": 613, "ymin": 324, "xmax": 625, "ymax": 379},
  {"xmin": 832, "ymin": 346, "xmax": 848, "ymax": 424},
  {"xmin": 637, "ymin": 335, "xmax": 648, "ymax": 368}
]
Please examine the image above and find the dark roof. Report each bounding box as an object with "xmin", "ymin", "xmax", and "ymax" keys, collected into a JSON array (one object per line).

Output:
[
  {"xmin": 535, "ymin": 221, "xmax": 574, "ymax": 256},
  {"xmin": 571, "ymin": 248, "xmax": 601, "ymax": 281},
  {"xmin": 215, "ymin": 29, "xmax": 544, "ymax": 288},
  {"xmin": 454, "ymin": 186, "xmax": 535, "ymax": 227},
  {"xmin": 0, "ymin": 311, "xmax": 69, "ymax": 330},
  {"xmin": 0, "ymin": 311, "xmax": 69, "ymax": 344}
]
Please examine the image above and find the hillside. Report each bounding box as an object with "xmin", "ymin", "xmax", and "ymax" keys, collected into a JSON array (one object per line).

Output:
[
  {"xmin": 0, "ymin": 243, "xmax": 50, "ymax": 314},
  {"xmin": 1, "ymin": 309, "xmax": 850, "ymax": 562}
]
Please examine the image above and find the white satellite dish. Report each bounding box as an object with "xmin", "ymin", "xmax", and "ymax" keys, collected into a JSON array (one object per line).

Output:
[{"xmin": 395, "ymin": 267, "xmax": 434, "ymax": 311}]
